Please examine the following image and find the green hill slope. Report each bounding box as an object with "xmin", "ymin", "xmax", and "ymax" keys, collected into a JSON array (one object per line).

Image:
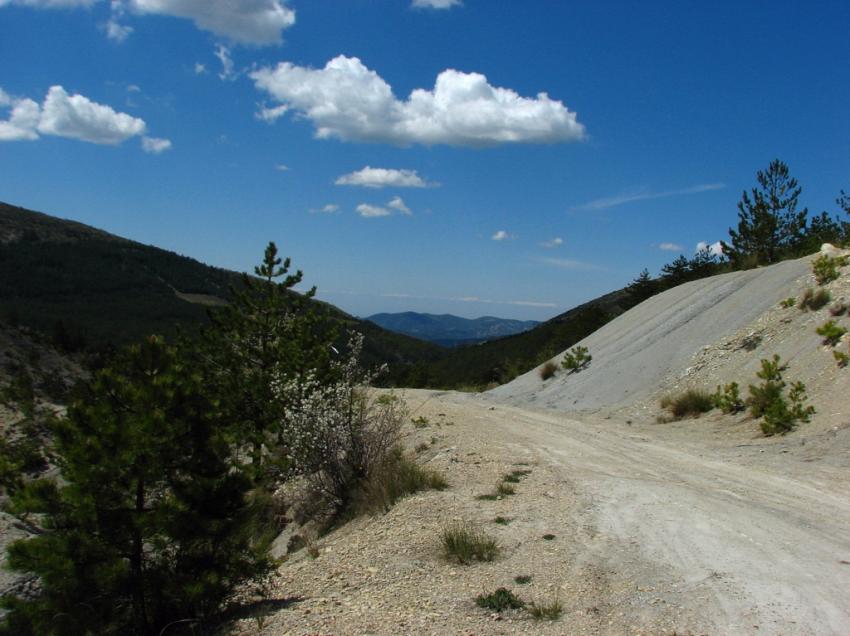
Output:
[{"xmin": 0, "ymin": 202, "xmax": 443, "ymax": 380}]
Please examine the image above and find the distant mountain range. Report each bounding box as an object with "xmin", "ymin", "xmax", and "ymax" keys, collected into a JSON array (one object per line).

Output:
[{"xmin": 366, "ymin": 312, "xmax": 539, "ymax": 347}]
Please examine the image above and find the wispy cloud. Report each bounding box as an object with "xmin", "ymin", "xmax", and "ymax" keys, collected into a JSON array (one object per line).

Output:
[
  {"xmin": 540, "ymin": 237, "xmax": 563, "ymax": 248},
  {"xmin": 574, "ymin": 183, "xmax": 725, "ymax": 211},
  {"xmin": 310, "ymin": 203, "xmax": 339, "ymax": 214},
  {"xmin": 658, "ymin": 242, "xmax": 682, "ymax": 252},
  {"xmin": 492, "ymin": 230, "xmax": 514, "ymax": 241},
  {"xmin": 536, "ymin": 257, "xmax": 605, "ymax": 271},
  {"xmin": 696, "ymin": 240, "xmax": 724, "ymax": 257}
]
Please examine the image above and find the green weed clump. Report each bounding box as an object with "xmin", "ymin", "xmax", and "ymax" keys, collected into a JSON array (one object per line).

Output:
[
  {"xmin": 800, "ymin": 287, "xmax": 831, "ymax": 311},
  {"xmin": 561, "ymin": 345, "xmax": 592, "ymax": 373},
  {"xmin": 816, "ymin": 320, "xmax": 847, "ymax": 346},
  {"xmin": 493, "ymin": 516, "xmax": 511, "ymax": 525},
  {"xmin": 441, "ymin": 522, "xmax": 500, "ymax": 564},
  {"xmin": 514, "ymin": 575, "xmax": 532, "ymax": 584},
  {"xmin": 712, "ymin": 382, "xmax": 745, "ymax": 414},
  {"xmin": 834, "ymin": 350, "xmax": 849, "ymax": 368},
  {"xmin": 779, "ymin": 297, "xmax": 797, "ymax": 309},
  {"xmin": 495, "ymin": 482, "xmax": 516, "ymax": 496},
  {"xmin": 747, "ymin": 355, "xmax": 815, "ymax": 436},
  {"xmin": 475, "ymin": 588, "xmax": 525, "ymax": 612},
  {"xmin": 410, "ymin": 416, "xmax": 430, "ymax": 429},
  {"xmin": 660, "ymin": 389, "xmax": 715, "ymax": 420},
  {"xmin": 529, "ymin": 598, "xmax": 564, "ymax": 620},
  {"xmin": 539, "ymin": 360, "xmax": 558, "ymax": 381},
  {"xmin": 812, "ymin": 254, "xmax": 848, "ymax": 286}
]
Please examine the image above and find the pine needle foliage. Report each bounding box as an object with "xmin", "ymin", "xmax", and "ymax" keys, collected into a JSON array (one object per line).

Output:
[{"xmin": 0, "ymin": 337, "xmax": 273, "ymax": 636}]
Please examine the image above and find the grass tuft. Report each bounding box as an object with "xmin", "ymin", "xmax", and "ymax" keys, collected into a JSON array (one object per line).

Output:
[
  {"xmin": 514, "ymin": 575, "xmax": 532, "ymax": 585},
  {"xmin": 528, "ymin": 598, "xmax": 564, "ymax": 620},
  {"xmin": 441, "ymin": 522, "xmax": 500, "ymax": 564},
  {"xmin": 357, "ymin": 448, "xmax": 448, "ymax": 514},
  {"xmin": 493, "ymin": 516, "xmax": 511, "ymax": 525}
]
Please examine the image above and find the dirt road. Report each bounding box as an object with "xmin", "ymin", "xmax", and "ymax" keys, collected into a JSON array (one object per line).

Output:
[
  {"xmin": 464, "ymin": 396, "xmax": 850, "ymax": 635},
  {"xmin": 252, "ymin": 390, "xmax": 850, "ymax": 635}
]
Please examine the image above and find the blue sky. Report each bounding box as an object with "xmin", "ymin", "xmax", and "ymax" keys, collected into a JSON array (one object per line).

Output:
[{"xmin": 1, "ymin": 0, "xmax": 848, "ymax": 320}]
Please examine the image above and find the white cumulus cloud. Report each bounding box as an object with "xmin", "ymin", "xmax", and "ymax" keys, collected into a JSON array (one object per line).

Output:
[
  {"xmin": 0, "ymin": 96, "xmax": 41, "ymax": 141},
  {"xmin": 356, "ymin": 203, "xmax": 391, "ymax": 218},
  {"xmin": 412, "ymin": 0, "xmax": 461, "ymax": 8},
  {"xmin": 0, "ymin": 84, "xmax": 162, "ymax": 148},
  {"xmin": 38, "ymin": 85, "xmax": 146, "ymax": 143},
  {"xmin": 310, "ymin": 204, "xmax": 339, "ymax": 214},
  {"xmin": 127, "ymin": 0, "xmax": 296, "ymax": 45},
  {"xmin": 2, "ymin": 0, "xmax": 296, "ymax": 45},
  {"xmin": 492, "ymin": 230, "xmax": 513, "ymax": 241},
  {"xmin": 141, "ymin": 135, "xmax": 171, "ymax": 153},
  {"xmin": 335, "ymin": 166, "xmax": 430, "ymax": 189},
  {"xmin": 540, "ymin": 237, "xmax": 563, "ymax": 248},
  {"xmin": 696, "ymin": 241, "xmax": 724, "ymax": 257},
  {"xmin": 251, "ymin": 55, "xmax": 585, "ymax": 147}
]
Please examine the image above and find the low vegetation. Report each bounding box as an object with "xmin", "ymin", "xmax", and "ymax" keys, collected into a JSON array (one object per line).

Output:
[
  {"xmin": 529, "ymin": 597, "xmax": 564, "ymax": 620},
  {"xmin": 747, "ymin": 355, "xmax": 815, "ymax": 436},
  {"xmin": 800, "ymin": 287, "xmax": 832, "ymax": 311},
  {"xmin": 475, "ymin": 588, "xmax": 525, "ymax": 612},
  {"xmin": 561, "ymin": 345, "xmax": 592, "ymax": 373},
  {"xmin": 539, "ymin": 360, "xmax": 558, "ymax": 380},
  {"xmin": 356, "ymin": 448, "xmax": 448, "ymax": 514},
  {"xmin": 780, "ymin": 297, "xmax": 797, "ymax": 308},
  {"xmin": 712, "ymin": 382, "xmax": 745, "ymax": 414},
  {"xmin": 816, "ymin": 320, "xmax": 847, "ymax": 346},
  {"xmin": 812, "ymin": 253, "xmax": 848, "ymax": 286},
  {"xmin": 440, "ymin": 522, "xmax": 500, "ymax": 564},
  {"xmin": 514, "ymin": 575, "xmax": 532, "ymax": 585},
  {"xmin": 660, "ymin": 388, "xmax": 715, "ymax": 420}
]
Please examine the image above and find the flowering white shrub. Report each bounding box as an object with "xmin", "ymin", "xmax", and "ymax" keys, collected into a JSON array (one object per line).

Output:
[{"xmin": 277, "ymin": 333, "xmax": 406, "ymax": 509}]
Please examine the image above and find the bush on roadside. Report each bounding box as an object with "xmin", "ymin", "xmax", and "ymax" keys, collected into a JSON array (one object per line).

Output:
[
  {"xmin": 800, "ymin": 287, "xmax": 831, "ymax": 311},
  {"xmin": 747, "ymin": 355, "xmax": 815, "ymax": 436},
  {"xmin": 561, "ymin": 345, "xmax": 592, "ymax": 373},
  {"xmin": 356, "ymin": 447, "xmax": 448, "ymax": 514},
  {"xmin": 711, "ymin": 382, "xmax": 745, "ymax": 414},
  {"xmin": 539, "ymin": 360, "xmax": 558, "ymax": 380},
  {"xmin": 812, "ymin": 254, "xmax": 848, "ymax": 286},
  {"xmin": 660, "ymin": 388, "xmax": 715, "ymax": 420},
  {"xmin": 816, "ymin": 320, "xmax": 847, "ymax": 346}
]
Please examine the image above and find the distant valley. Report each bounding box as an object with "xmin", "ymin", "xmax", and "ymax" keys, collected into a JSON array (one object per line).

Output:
[{"xmin": 365, "ymin": 312, "xmax": 539, "ymax": 347}]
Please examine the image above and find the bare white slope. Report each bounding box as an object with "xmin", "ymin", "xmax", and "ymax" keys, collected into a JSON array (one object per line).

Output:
[{"xmin": 487, "ymin": 257, "xmax": 813, "ymax": 411}]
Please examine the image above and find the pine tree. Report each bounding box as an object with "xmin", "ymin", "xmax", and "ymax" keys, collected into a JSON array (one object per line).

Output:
[
  {"xmin": 198, "ymin": 242, "xmax": 334, "ymax": 483},
  {"xmin": 625, "ymin": 268, "xmax": 657, "ymax": 306},
  {"xmin": 1, "ymin": 336, "xmax": 272, "ymax": 635},
  {"xmin": 660, "ymin": 255, "xmax": 691, "ymax": 287},
  {"xmin": 722, "ymin": 159, "xmax": 808, "ymax": 266}
]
